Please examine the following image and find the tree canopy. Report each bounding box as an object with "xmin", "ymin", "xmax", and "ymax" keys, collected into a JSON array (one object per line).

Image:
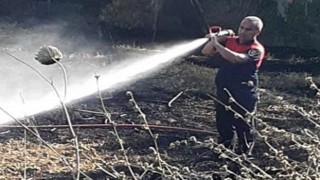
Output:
[{"xmin": 0, "ymin": 0, "xmax": 319, "ymax": 52}]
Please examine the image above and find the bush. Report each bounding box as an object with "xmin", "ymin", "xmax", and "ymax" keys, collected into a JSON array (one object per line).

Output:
[{"xmin": 100, "ymin": 0, "xmax": 155, "ymax": 30}]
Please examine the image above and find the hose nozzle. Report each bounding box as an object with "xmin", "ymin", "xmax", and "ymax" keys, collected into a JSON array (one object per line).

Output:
[
  {"xmin": 215, "ymin": 29, "xmax": 234, "ymax": 37},
  {"xmin": 209, "ymin": 26, "xmax": 234, "ymax": 37}
]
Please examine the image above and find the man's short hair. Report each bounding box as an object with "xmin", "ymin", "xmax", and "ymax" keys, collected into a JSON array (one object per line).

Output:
[{"xmin": 243, "ymin": 16, "xmax": 264, "ymax": 32}]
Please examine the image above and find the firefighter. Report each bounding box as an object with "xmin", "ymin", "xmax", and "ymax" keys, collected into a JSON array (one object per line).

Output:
[{"xmin": 201, "ymin": 16, "xmax": 265, "ymax": 154}]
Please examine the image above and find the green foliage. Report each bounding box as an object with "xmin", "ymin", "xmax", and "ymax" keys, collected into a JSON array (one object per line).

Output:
[
  {"xmin": 0, "ymin": 0, "xmax": 319, "ymax": 51},
  {"xmin": 199, "ymin": 0, "xmax": 286, "ymax": 44},
  {"xmin": 80, "ymin": 0, "xmax": 109, "ymax": 22},
  {"xmin": 201, "ymin": 0, "xmax": 270, "ymax": 28},
  {"xmin": 100, "ymin": 0, "xmax": 155, "ymax": 30},
  {"xmin": 284, "ymin": 1, "xmax": 320, "ymax": 49},
  {"xmin": 199, "ymin": 0, "xmax": 320, "ymax": 51}
]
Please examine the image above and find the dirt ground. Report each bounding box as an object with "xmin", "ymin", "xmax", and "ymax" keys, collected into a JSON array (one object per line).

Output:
[{"xmin": 0, "ymin": 51, "xmax": 320, "ymax": 179}]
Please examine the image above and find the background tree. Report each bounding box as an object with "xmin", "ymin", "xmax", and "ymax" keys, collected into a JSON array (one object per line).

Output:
[{"xmin": 0, "ymin": 0, "xmax": 319, "ymax": 53}]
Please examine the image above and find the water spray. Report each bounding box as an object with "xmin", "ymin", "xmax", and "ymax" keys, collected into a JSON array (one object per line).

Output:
[
  {"xmin": 0, "ymin": 38, "xmax": 209, "ymax": 124},
  {"xmin": 0, "ymin": 21, "xmax": 238, "ymax": 125}
]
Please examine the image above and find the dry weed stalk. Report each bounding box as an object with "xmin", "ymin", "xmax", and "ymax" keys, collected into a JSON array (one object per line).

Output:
[
  {"xmin": 0, "ymin": 107, "xmax": 91, "ymax": 178},
  {"xmin": 306, "ymin": 76, "xmax": 320, "ymax": 95},
  {"xmin": 205, "ymin": 83, "xmax": 320, "ymax": 179},
  {"xmin": 5, "ymin": 52, "xmax": 84, "ymax": 179},
  {"xmin": 257, "ymin": 88, "xmax": 320, "ymax": 179},
  {"xmin": 168, "ymin": 91, "xmax": 184, "ymax": 107},
  {"xmin": 80, "ymin": 152, "xmax": 117, "ymax": 179},
  {"xmin": 252, "ymin": 99, "xmax": 318, "ymax": 178},
  {"xmin": 126, "ymin": 91, "xmax": 164, "ymax": 170},
  {"xmin": 23, "ymin": 124, "xmax": 27, "ymax": 179},
  {"xmin": 95, "ymin": 75, "xmax": 137, "ymax": 179},
  {"xmin": 170, "ymin": 137, "xmax": 272, "ymax": 179},
  {"xmin": 19, "ymin": 92, "xmax": 41, "ymax": 179},
  {"xmin": 206, "ymin": 92, "xmax": 254, "ymax": 151},
  {"xmin": 126, "ymin": 91, "xmax": 188, "ymax": 179}
]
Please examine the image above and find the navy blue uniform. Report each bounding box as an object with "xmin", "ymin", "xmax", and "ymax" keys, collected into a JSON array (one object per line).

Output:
[{"xmin": 215, "ymin": 36, "xmax": 265, "ymax": 153}]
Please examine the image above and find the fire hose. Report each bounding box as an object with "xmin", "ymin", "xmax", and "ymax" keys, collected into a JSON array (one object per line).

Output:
[{"xmin": 0, "ymin": 123, "xmax": 216, "ymax": 135}]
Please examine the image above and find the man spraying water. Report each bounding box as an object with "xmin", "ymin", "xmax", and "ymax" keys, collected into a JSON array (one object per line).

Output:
[{"xmin": 201, "ymin": 16, "xmax": 265, "ymax": 154}]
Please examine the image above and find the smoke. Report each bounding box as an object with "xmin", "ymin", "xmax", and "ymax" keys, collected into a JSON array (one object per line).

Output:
[{"xmin": 0, "ymin": 20, "xmax": 207, "ymax": 124}]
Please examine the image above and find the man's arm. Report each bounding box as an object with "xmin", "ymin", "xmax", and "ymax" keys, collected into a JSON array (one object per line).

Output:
[
  {"xmin": 201, "ymin": 40, "xmax": 216, "ymax": 56},
  {"xmin": 201, "ymin": 36, "xmax": 229, "ymax": 56},
  {"xmin": 211, "ymin": 35, "xmax": 263, "ymax": 64},
  {"xmin": 214, "ymin": 42, "xmax": 247, "ymax": 63}
]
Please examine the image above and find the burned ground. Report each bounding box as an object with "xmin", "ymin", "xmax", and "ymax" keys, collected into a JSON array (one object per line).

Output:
[{"xmin": 0, "ymin": 54, "xmax": 320, "ymax": 179}]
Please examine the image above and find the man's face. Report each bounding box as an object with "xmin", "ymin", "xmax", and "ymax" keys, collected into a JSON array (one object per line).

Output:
[{"xmin": 238, "ymin": 19, "xmax": 260, "ymax": 43}]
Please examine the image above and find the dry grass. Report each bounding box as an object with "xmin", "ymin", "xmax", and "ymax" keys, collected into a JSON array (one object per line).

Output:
[{"xmin": 1, "ymin": 42, "xmax": 320, "ymax": 179}]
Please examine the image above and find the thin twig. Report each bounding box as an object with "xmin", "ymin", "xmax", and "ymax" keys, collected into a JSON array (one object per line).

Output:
[
  {"xmin": 168, "ymin": 91, "xmax": 184, "ymax": 107},
  {"xmin": 81, "ymin": 153, "xmax": 117, "ymax": 179},
  {"xmin": 0, "ymin": 107, "xmax": 91, "ymax": 179},
  {"xmin": 19, "ymin": 92, "xmax": 30, "ymax": 179},
  {"xmin": 223, "ymin": 88, "xmax": 258, "ymax": 155},
  {"xmin": 126, "ymin": 91, "xmax": 186, "ymax": 178},
  {"xmin": 72, "ymin": 109, "xmax": 105, "ymax": 115},
  {"xmin": 127, "ymin": 91, "xmax": 165, "ymax": 174},
  {"xmin": 206, "ymin": 93, "xmax": 252, "ymax": 128},
  {"xmin": 23, "ymin": 125, "xmax": 27, "ymax": 180},
  {"xmin": 95, "ymin": 76, "xmax": 137, "ymax": 180},
  {"xmin": 54, "ymin": 59, "xmax": 81, "ymax": 180},
  {"xmin": 95, "ymin": 74, "xmax": 112, "ymax": 123}
]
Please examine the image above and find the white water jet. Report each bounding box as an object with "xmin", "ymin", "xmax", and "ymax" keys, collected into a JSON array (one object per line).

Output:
[{"xmin": 0, "ymin": 38, "xmax": 208, "ymax": 124}]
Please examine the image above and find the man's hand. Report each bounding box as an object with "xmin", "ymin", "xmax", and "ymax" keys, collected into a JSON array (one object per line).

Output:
[
  {"xmin": 210, "ymin": 35, "xmax": 219, "ymax": 47},
  {"xmin": 202, "ymin": 31, "xmax": 231, "ymax": 56},
  {"xmin": 205, "ymin": 33, "xmax": 213, "ymax": 38}
]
